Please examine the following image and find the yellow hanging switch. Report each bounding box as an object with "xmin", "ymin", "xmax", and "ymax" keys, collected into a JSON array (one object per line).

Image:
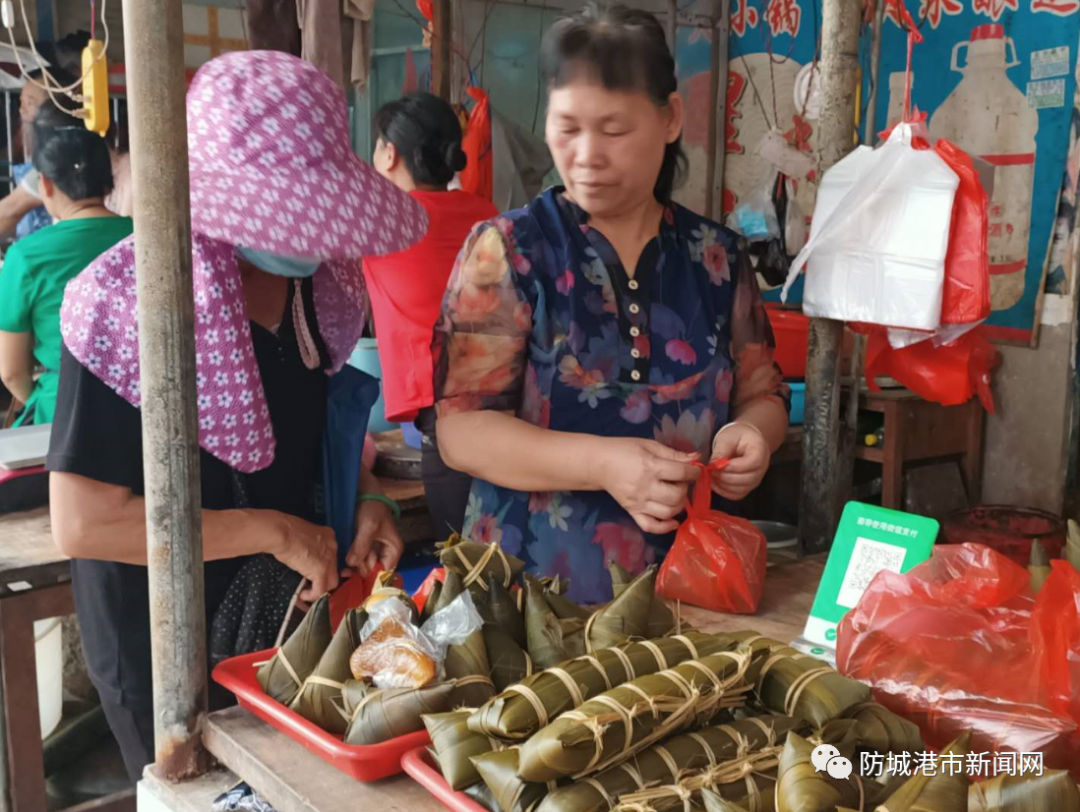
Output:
[{"xmin": 82, "ymin": 40, "xmax": 109, "ymax": 136}]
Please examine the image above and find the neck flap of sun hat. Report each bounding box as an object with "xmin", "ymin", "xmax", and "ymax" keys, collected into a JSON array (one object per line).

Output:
[{"xmin": 60, "ymin": 233, "xmax": 368, "ymax": 474}]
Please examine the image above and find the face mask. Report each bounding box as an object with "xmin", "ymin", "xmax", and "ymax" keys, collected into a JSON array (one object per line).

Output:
[{"xmin": 236, "ymin": 246, "xmax": 322, "ymax": 279}]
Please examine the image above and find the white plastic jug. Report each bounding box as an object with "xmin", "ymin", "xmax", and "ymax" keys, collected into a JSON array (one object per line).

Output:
[
  {"xmin": 34, "ymin": 617, "xmax": 63, "ymax": 739},
  {"xmin": 782, "ymin": 123, "xmax": 959, "ymax": 331},
  {"xmin": 930, "ymin": 24, "xmax": 1037, "ymax": 311}
]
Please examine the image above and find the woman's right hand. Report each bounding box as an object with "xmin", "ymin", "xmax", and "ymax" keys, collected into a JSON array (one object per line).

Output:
[
  {"xmin": 271, "ymin": 514, "xmax": 340, "ymax": 601},
  {"xmin": 591, "ymin": 438, "xmax": 700, "ymax": 535}
]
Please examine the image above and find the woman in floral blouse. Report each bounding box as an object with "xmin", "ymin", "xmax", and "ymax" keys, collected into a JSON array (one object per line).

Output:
[{"xmin": 432, "ymin": 4, "xmax": 790, "ymax": 604}]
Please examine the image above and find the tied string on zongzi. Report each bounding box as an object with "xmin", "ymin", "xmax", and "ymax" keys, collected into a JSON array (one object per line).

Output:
[
  {"xmin": 449, "ymin": 540, "xmax": 513, "ymax": 592},
  {"xmin": 562, "ymin": 648, "xmax": 755, "ymax": 778},
  {"xmin": 758, "ymin": 649, "xmax": 853, "ymax": 720},
  {"xmin": 611, "ymin": 747, "xmax": 785, "ymax": 812},
  {"xmin": 506, "ymin": 664, "xmax": 589, "ymax": 728}
]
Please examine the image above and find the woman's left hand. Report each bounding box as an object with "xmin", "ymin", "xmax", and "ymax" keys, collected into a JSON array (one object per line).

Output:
[
  {"xmin": 344, "ymin": 499, "xmax": 405, "ymax": 578},
  {"xmin": 709, "ymin": 423, "xmax": 772, "ymax": 500}
]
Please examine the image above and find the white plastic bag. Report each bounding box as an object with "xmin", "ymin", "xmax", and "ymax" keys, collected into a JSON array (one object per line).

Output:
[
  {"xmin": 781, "ymin": 123, "xmax": 960, "ymax": 331},
  {"xmin": 357, "ymin": 592, "xmax": 483, "ymax": 689}
]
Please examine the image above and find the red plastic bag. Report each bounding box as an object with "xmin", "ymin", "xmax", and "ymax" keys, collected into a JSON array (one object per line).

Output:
[
  {"xmin": 656, "ymin": 460, "xmax": 766, "ymax": 614},
  {"xmin": 1032, "ymin": 562, "xmax": 1080, "ymax": 724},
  {"xmin": 837, "ymin": 544, "xmax": 1080, "ymax": 776},
  {"xmin": 936, "ymin": 140, "xmax": 991, "ymax": 325},
  {"xmin": 459, "ymin": 87, "xmax": 493, "ymax": 202},
  {"xmin": 864, "ymin": 325, "xmax": 1000, "ymax": 411},
  {"xmin": 877, "ymin": 121, "xmax": 990, "ymax": 327}
]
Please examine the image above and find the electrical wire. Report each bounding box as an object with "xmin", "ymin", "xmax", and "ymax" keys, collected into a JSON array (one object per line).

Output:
[{"xmin": 3, "ymin": 0, "xmax": 110, "ymax": 118}]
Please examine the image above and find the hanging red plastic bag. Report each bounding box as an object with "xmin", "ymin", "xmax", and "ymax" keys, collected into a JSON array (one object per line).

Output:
[
  {"xmin": 459, "ymin": 87, "xmax": 493, "ymax": 202},
  {"xmin": 1032, "ymin": 562, "xmax": 1080, "ymax": 724},
  {"xmin": 656, "ymin": 460, "xmax": 766, "ymax": 614},
  {"xmin": 935, "ymin": 140, "xmax": 990, "ymax": 325},
  {"xmin": 864, "ymin": 325, "xmax": 999, "ymax": 411}
]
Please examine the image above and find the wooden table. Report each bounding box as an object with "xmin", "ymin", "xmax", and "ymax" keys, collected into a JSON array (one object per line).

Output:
[
  {"xmin": 142, "ymin": 557, "xmax": 825, "ymax": 812},
  {"xmin": 0, "ymin": 509, "xmax": 136, "ymax": 812}
]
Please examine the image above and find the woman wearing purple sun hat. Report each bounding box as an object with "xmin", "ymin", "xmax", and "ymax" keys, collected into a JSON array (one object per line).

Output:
[{"xmin": 45, "ymin": 51, "xmax": 428, "ymax": 780}]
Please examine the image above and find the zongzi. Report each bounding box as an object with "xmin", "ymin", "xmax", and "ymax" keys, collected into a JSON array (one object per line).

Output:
[
  {"xmin": 470, "ymin": 631, "xmax": 734, "ymax": 741},
  {"xmin": 432, "ymin": 570, "xmax": 466, "ymax": 616},
  {"xmin": 257, "ymin": 594, "xmax": 332, "ymax": 706},
  {"xmin": 701, "ymin": 790, "xmax": 751, "ymax": 812},
  {"xmin": 845, "ymin": 702, "xmax": 924, "ymax": 755},
  {"xmin": 422, "ymin": 580, "xmax": 443, "ymax": 622},
  {"xmin": 440, "ymin": 535, "xmax": 525, "ymax": 590},
  {"xmin": 350, "ymin": 617, "xmax": 437, "ymax": 688},
  {"xmin": 517, "ymin": 647, "xmax": 762, "ymax": 782},
  {"xmin": 606, "ymin": 561, "xmax": 674, "ymax": 639},
  {"xmin": 968, "ymin": 769, "xmax": 1080, "ymax": 812},
  {"xmin": 872, "ymin": 732, "xmax": 971, "ymax": 812},
  {"xmin": 341, "ymin": 679, "xmax": 454, "ymax": 745},
  {"xmin": 489, "ymin": 575, "xmax": 527, "ymax": 647},
  {"xmin": 484, "ymin": 624, "xmax": 533, "ymax": 691},
  {"xmin": 425, "ymin": 710, "xmax": 505, "ymax": 791},
  {"xmin": 1029, "ymin": 540, "xmax": 1052, "ymax": 594},
  {"xmin": 775, "ymin": 731, "xmax": 863, "ymax": 812},
  {"xmin": 1067, "ymin": 519, "xmax": 1080, "ymax": 572},
  {"xmin": 756, "ymin": 647, "xmax": 871, "ymax": 727},
  {"xmin": 536, "ymin": 715, "xmax": 803, "ymax": 812},
  {"xmin": 584, "ymin": 566, "xmax": 656, "ymax": 651},
  {"xmin": 289, "ymin": 608, "xmax": 365, "ymax": 733},
  {"xmin": 446, "ymin": 628, "xmax": 497, "ymax": 708},
  {"xmin": 525, "ymin": 578, "xmax": 584, "ymax": 670},
  {"xmin": 473, "ymin": 748, "xmax": 559, "ymax": 812}
]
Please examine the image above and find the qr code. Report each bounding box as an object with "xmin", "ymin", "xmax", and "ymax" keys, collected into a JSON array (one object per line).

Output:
[{"xmin": 836, "ymin": 538, "xmax": 908, "ymax": 609}]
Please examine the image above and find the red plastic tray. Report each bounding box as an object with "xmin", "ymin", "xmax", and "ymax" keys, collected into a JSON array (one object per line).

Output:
[
  {"xmin": 401, "ymin": 747, "xmax": 490, "ymax": 812},
  {"xmin": 213, "ymin": 648, "xmax": 429, "ymax": 781}
]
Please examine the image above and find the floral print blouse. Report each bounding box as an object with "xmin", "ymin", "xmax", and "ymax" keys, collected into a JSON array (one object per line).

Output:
[{"xmin": 432, "ymin": 188, "xmax": 788, "ymax": 604}]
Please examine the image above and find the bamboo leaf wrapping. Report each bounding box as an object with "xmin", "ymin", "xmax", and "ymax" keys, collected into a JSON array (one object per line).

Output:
[
  {"xmin": 967, "ymin": 769, "xmax": 1080, "ymax": 812},
  {"xmin": 754, "ymin": 646, "xmax": 872, "ymax": 728},
  {"xmin": 517, "ymin": 646, "xmax": 764, "ymax": 782},
  {"xmin": 536, "ymin": 715, "xmax": 804, "ymax": 812},
  {"xmin": 256, "ymin": 594, "xmax": 332, "ymax": 706},
  {"xmin": 872, "ymin": 732, "xmax": 971, "ymax": 812},
  {"xmin": 288, "ymin": 608, "xmax": 366, "ymax": 733},
  {"xmin": 469, "ymin": 632, "xmax": 736, "ymax": 741},
  {"xmin": 845, "ymin": 702, "xmax": 925, "ymax": 755},
  {"xmin": 341, "ymin": 679, "xmax": 455, "ymax": 744},
  {"xmin": 425, "ymin": 710, "xmax": 508, "ymax": 791},
  {"xmin": 439, "ymin": 536, "xmax": 526, "ymax": 591}
]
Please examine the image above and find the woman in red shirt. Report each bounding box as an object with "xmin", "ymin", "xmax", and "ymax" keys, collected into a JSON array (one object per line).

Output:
[{"xmin": 365, "ymin": 91, "xmax": 499, "ymax": 536}]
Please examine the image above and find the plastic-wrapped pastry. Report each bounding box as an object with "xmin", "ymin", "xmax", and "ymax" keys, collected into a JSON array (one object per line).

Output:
[{"xmin": 349, "ymin": 618, "xmax": 437, "ymax": 688}]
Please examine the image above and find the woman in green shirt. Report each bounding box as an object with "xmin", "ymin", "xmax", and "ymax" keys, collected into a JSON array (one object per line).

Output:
[{"xmin": 0, "ymin": 104, "xmax": 133, "ymax": 425}]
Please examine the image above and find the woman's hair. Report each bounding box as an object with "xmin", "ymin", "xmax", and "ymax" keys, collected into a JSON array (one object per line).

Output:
[
  {"xmin": 374, "ymin": 91, "xmax": 467, "ymax": 188},
  {"xmin": 32, "ymin": 102, "xmax": 114, "ymax": 200},
  {"xmin": 540, "ymin": 3, "xmax": 687, "ymax": 204}
]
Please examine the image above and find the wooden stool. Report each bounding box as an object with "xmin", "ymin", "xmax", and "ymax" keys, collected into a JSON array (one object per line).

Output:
[{"xmin": 853, "ymin": 390, "xmax": 984, "ymax": 510}]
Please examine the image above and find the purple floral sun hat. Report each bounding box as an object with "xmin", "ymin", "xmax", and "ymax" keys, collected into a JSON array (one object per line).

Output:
[
  {"xmin": 59, "ymin": 51, "xmax": 426, "ymax": 474},
  {"xmin": 186, "ymin": 50, "xmax": 427, "ymax": 259}
]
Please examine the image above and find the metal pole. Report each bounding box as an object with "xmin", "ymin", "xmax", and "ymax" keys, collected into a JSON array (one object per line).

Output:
[
  {"xmin": 863, "ymin": 0, "xmax": 886, "ymax": 145},
  {"xmin": 121, "ymin": 0, "xmax": 207, "ymax": 780},
  {"xmin": 799, "ymin": 0, "xmax": 862, "ymax": 554},
  {"xmin": 713, "ymin": 0, "xmax": 730, "ymax": 211}
]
